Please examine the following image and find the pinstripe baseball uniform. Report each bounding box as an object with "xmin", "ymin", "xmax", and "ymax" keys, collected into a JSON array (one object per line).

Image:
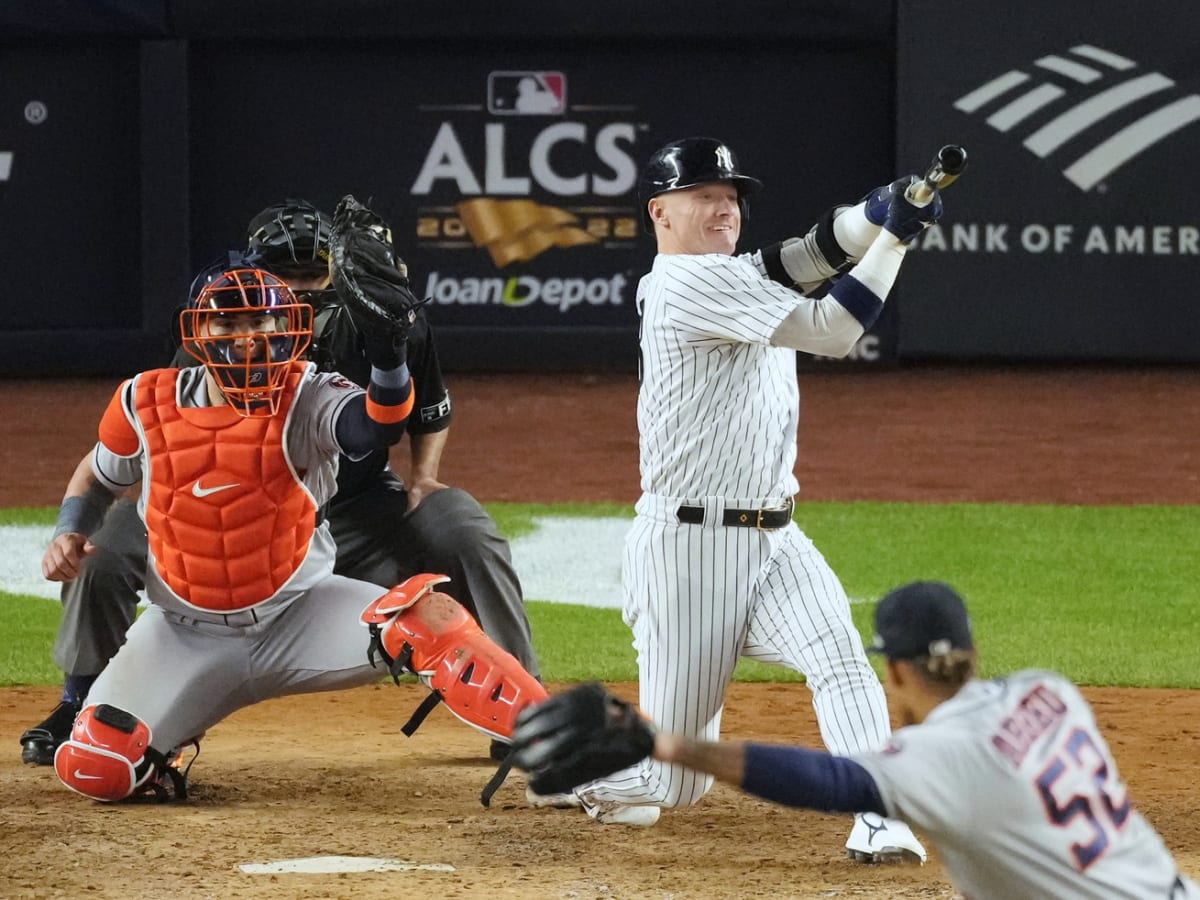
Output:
[{"xmin": 576, "ymin": 249, "xmax": 899, "ymax": 814}]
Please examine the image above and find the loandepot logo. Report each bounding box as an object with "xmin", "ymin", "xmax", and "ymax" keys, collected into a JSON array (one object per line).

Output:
[
  {"xmin": 955, "ymin": 44, "xmax": 1200, "ymax": 190},
  {"xmin": 423, "ymin": 270, "xmax": 628, "ymax": 311},
  {"xmin": 0, "ymin": 152, "xmax": 12, "ymax": 181}
]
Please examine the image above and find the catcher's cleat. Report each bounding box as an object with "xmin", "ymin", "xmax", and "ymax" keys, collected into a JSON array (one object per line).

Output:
[
  {"xmin": 19, "ymin": 699, "xmax": 81, "ymax": 766},
  {"xmin": 845, "ymin": 812, "xmax": 927, "ymax": 864},
  {"xmin": 140, "ymin": 735, "xmax": 202, "ymax": 803}
]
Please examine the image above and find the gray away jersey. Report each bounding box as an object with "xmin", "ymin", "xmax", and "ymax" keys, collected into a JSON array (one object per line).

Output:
[{"xmin": 853, "ymin": 670, "xmax": 1198, "ymax": 900}]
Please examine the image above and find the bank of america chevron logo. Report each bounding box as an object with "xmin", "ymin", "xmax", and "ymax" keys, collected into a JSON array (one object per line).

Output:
[{"xmin": 954, "ymin": 45, "xmax": 1200, "ymax": 191}]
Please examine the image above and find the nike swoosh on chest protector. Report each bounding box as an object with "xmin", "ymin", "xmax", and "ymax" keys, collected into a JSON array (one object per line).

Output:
[{"xmin": 191, "ymin": 480, "xmax": 241, "ymax": 498}]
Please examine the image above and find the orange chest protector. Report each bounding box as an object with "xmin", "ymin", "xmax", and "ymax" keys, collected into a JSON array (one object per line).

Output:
[{"xmin": 133, "ymin": 367, "xmax": 317, "ymax": 611}]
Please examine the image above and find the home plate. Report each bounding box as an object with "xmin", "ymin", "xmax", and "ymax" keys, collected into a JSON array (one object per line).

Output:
[{"xmin": 240, "ymin": 856, "xmax": 455, "ymax": 874}]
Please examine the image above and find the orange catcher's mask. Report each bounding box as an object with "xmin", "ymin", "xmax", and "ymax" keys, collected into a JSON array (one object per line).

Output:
[{"xmin": 180, "ymin": 268, "xmax": 313, "ymax": 416}]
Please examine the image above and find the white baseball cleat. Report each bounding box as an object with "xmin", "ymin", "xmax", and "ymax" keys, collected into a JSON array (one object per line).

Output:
[
  {"xmin": 525, "ymin": 786, "xmax": 583, "ymax": 809},
  {"xmin": 845, "ymin": 812, "xmax": 927, "ymax": 864},
  {"xmin": 578, "ymin": 794, "xmax": 661, "ymax": 826}
]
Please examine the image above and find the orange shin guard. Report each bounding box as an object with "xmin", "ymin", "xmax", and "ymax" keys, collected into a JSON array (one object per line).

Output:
[{"xmin": 362, "ymin": 574, "xmax": 548, "ymax": 741}]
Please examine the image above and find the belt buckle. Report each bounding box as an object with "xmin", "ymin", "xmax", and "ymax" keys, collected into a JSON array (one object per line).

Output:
[{"xmin": 757, "ymin": 499, "xmax": 794, "ymax": 530}]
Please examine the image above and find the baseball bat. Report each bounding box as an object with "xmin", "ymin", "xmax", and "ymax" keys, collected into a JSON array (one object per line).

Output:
[{"xmin": 906, "ymin": 144, "xmax": 968, "ymax": 203}]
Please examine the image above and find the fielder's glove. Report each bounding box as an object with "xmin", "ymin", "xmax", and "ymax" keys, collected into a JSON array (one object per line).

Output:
[
  {"xmin": 509, "ymin": 682, "xmax": 657, "ymax": 795},
  {"xmin": 862, "ymin": 176, "xmax": 944, "ymax": 244},
  {"xmin": 328, "ymin": 194, "xmax": 426, "ymax": 369}
]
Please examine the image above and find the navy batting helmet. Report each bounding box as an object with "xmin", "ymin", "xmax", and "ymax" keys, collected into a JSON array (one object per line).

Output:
[
  {"xmin": 639, "ymin": 137, "xmax": 763, "ymax": 231},
  {"xmin": 246, "ymin": 199, "xmax": 332, "ymax": 276}
]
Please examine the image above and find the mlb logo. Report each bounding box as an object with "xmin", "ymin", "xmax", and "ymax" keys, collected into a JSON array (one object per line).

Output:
[{"xmin": 487, "ymin": 71, "xmax": 567, "ymax": 115}]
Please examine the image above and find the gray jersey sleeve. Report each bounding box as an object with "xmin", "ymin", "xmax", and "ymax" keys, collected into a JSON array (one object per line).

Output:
[
  {"xmin": 284, "ymin": 368, "xmax": 367, "ymax": 506},
  {"xmin": 852, "ymin": 721, "xmax": 994, "ymax": 835},
  {"xmin": 286, "ymin": 368, "xmax": 362, "ymax": 459}
]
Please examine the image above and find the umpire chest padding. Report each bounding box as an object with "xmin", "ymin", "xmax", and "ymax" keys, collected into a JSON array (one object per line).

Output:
[
  {"xmin": 378, "ymin": 590, "xmax": 548, "ymax": 741},
  {"xmin": 133, "ymin": 366, "xmax": 316, "ymax": 612}
]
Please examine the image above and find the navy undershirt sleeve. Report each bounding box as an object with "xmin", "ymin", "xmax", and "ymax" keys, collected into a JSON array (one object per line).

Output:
[
  {"xmin": 742, "ymin": 744, "xmax": 887, "ymax": 816},
  {"xmin": 334, "ymin": 368, "xmax": 411, "ymax": 456}
]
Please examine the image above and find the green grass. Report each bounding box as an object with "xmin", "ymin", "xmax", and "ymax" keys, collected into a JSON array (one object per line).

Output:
[
  {"xmin": 798, "ymin": 502, "xmax": 1198, "ymax": 686},
  {"xmin": 1, "ymin": 507, "xmax": 56, "ymax": 526},
  {"xmin": 1, "ymin": 593, "xmax": 64, "ymax": 685},
  {"xmin": 3, "ymin": 502, "xmax": 1197, "ymax": 688}
]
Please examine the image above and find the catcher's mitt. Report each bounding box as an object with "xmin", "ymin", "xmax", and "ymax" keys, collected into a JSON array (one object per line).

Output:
[
  {"xmin": 327, "ymin": 194, "xmax": 426, "ymax": 368},
  {"xmin": 509, "ymin": 682, "xmax": 656, "ymax": 795}
]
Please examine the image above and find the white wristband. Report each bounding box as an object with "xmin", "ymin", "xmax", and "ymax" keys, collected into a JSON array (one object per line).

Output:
[
  {"xmin": 849, "ymin": 231, "xmax": 907, "ymax": 298},
  {"xmin": 832, "ymin": 201, "xmax": 882, "ymax": 261}
]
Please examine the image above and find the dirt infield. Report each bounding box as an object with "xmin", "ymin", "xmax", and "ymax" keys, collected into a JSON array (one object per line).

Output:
[{"xmin": 2, "ymin": 366, "xmax": 1198, "ymax": 899}]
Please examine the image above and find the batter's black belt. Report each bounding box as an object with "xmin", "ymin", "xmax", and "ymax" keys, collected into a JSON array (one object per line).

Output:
[{"xmin": 676, "ymin": 498, "xmax": 794, "ymax": 530}]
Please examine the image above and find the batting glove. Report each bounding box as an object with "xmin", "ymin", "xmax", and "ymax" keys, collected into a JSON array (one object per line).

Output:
[
  {"xmin": 862, "ymin": 178, "xmax": 908, "ymax": 227},
  {"xmin": 865, "ymin": 176, "xmax": 943, "ymax": 244}
]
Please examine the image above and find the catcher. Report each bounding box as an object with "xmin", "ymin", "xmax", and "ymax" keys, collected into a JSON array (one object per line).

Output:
[
  {"xmin": 20, "ymin": 196, "xmax": 539, "ymax": 771},
  {"xmin": 43, "ymin": 197, "xmax": 544, "ymax": 802},
  {"xmin": 511, "ymin": 583, "xmax": 1199, "ymax": 898}
]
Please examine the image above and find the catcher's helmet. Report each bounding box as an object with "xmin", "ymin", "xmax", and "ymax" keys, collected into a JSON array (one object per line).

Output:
[
  {"xmin": 639, "ymin": 137, "xmax": 763, "ymax": 231},
  {"xmin": 186, "ymin": 251, "xmax": 255, "ymax": 305},
  {"xmin": 180, "ymin": 268, "xmax": 313, "ymax": 417},
  {"xmin": 246, "ymin": 199, "xmax": 332, "ymax": 277}
]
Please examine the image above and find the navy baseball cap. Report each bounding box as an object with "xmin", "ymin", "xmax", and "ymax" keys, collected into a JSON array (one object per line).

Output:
[{"xmin": 868, "ymin": 581, "xmax": 974, "ymax": 660}]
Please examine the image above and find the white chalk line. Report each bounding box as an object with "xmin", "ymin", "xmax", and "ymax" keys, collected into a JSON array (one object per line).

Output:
[{"xmin": 0, "ymin": 517, "xmax": 868, "ymax": 608}]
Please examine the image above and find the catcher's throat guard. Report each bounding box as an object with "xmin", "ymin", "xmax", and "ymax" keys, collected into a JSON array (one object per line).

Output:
[{"xmin": 361, "ymin": 574, "xmax": 548, "ymax": 742}]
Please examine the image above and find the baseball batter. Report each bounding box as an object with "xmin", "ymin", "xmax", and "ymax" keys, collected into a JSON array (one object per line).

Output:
[
  {"xmin": 651, "ymin": 582, "xmax": 1199, "ymax": 899},
  {"xmin": 569, "ymin": 138, "xmax": 940, "ymax": 860}
]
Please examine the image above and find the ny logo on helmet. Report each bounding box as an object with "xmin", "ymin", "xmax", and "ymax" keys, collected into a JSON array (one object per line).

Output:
[{"xmin": 715, "ymin": 145, "xmax": 734, "ymax": 172}]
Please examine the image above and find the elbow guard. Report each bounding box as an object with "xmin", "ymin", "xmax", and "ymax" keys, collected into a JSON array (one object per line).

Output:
[{"xmin": 761, "ymin": 205, "xmax": 853, "ymax": 293}]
